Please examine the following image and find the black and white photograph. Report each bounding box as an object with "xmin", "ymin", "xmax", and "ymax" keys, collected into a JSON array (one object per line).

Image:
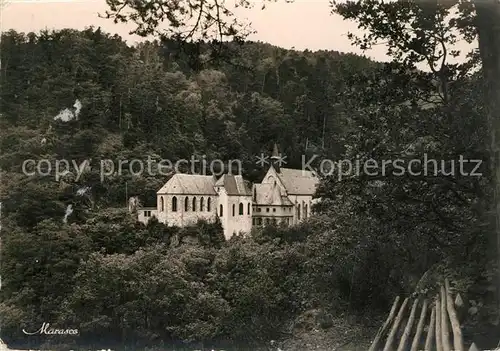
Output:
[{"xmin": 0, "ymin": 0, "xmax": 499, "ymax": 350}]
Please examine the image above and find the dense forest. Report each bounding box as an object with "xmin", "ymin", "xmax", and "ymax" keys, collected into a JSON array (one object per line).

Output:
[{"xmin": 0, "ymin": 26, "xmax": 497, "ymax": 350}]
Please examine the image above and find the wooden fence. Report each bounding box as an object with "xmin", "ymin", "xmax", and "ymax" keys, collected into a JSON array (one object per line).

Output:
[{"xmin": 368, "ymin": 278, "xmax": 482, "ymax": 351}]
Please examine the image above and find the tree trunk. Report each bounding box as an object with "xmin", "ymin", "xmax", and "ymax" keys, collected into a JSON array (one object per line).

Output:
[
  {"xmin": 410, "ymin": 299, "xmax": 428, "ymax": 351},
  {"xmin": 474, "ymin": 0, "xmax": 500, "ymax": 318},
  {"xmin": 369, "ymin": 296, "xmax": 401, "ymax": 351},
  {"xmin": 440, "ymin": 285, "xmax": 452, "ymax": 351},
  {"xmin": 383, "ymin": 297, "xmax": 409, "ymax": 351},
  {"xmin": 436, "ymin": 296, "xmax": 443, "ymax": 351},
  {"xmin": 397, "ymin": 299, "xmax": 419, "ymax": 351},
  {"xmin": 445, "ymin": 279, "xmax": 464, "ymax": 351},
  {"xmin": 425, "ymin": 306, "xmax": 436, "ymax": 351}
]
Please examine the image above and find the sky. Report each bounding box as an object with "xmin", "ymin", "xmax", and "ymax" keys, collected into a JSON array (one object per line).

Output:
[
  {"xmin": 2, "ymin": 0, "xmax": 475, "ymax": 64},
  {"xmin": 2, "ymin": 0, "xmax": 392, "ymax": 61}
]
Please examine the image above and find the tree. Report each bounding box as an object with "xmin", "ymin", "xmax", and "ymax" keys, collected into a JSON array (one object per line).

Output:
[
  {"xmin": 474, "ymin": 0, "xmax": 500, "ymax": 320},
  {"xmin": 103, "ymin": 0, "xmax": 289, "ymax": 40},
  {"xmin": 331, "ymin": 0, "xmax": 500, "ymax": 320},
  {"xmin": 103, "ymin": 0, "xmax": 293, "ymax": 68}
]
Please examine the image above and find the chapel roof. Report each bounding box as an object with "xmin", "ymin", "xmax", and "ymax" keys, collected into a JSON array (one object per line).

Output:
[
  {"xmin": 215, "ymin": 174, "xmax": 252, "ymax": 196},
  {"xmin": 275, "ymin": 167, "xmax": 319, "ymax": 195},
  {"xmin": 157, "ymin": 174, "xmax": 217, "ymax": 195}
]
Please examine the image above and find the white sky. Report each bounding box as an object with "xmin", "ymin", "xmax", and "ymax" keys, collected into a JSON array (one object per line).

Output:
[{"xmin": 2, "ymin": 0, "xmax": 475, "ymax": 64}]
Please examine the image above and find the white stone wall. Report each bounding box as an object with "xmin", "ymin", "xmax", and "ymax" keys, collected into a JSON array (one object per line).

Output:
[
  {"xmin": 138, "ymin": 208, "xmax": 158, "ymax": 224},
  {"xmin": 262, "ymin": 168, "xmax": 286, "ymax": 194},
  {"xmin": 217, "ymin": 188, "xmax": 252, "ymax": 239},
  {"xmin": 141, "ymin": 168, "xmax": 319, "ymax": 236},
  {"xmin": 156, "ymin": 194, "xmax": 217, "ymax": 227},
  {"xmin": 252, "ymin": 205, "xmax": 293, "ymax": 226},
  {"xmin": 287, "ymin": 195, "xmax": 313, "ymax": 224},
  {"xmin": 227, "ymin": 194, "xmax": 253, "ymax": 238},
  {"xmin": 216, "ymin": 188, "xmax": 228, "ymax": 234},
  {"xmin": 253, "ymin": 205, "xmax": 292, "ymax": 218},
  {"xmin": 148, "ymin": 193, "xmax": 313, "ymax": 230}
]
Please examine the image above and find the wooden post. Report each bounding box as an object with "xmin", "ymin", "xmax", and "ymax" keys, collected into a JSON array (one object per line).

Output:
[
  {"xmin": 436, "ymin": 296, "xmax": 443, "ymax": 351},
  {"xmin": 397, "ymin": 299, "xmax": 419, "ymax": 351},
  {"xmin": 455, "ymin": 292, "xmax": 466, "ymax": 324},
  {"xmin": 445, "ymin": 279, "xmax": 464, "ymax": 351},
  {"xmin": 424, "ymin": 306, "xmax": 436, "ymax": 351},
  {"xmin": 383, "ymin": 297, "xmax": 409, "ymax": 351},
  {"xmin": 468, "ymin": 342, "xmax": 480, "ymax": 351},
  {"xmin": 410, "ymin": 299, "xmax": 428, "ymax": 351},
  {"xmin": 440, "ymin": 285, "xmax": 452, "ymax": 351},
  {"xmin": 369, "ymin": 296, "xmax": 401, "ymax": 351}
]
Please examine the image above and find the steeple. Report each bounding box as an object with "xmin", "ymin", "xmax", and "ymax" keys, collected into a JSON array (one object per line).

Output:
[
  {"xmin": 271, "ymin": 143, "xmax": 279, "ymax": 160},
  {"xmin": 270, "ymin": 143, "xmax": 281, "ymax": 173}
]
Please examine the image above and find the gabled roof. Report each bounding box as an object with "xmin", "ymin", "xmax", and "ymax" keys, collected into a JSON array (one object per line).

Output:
[
  {"xmin": 253, "ymin": 183, "xmax": 293, "ymax": 206},
  {"xmin": 157, "ymin": 174, "xmax": 217, "ymax": 195},
  {"xmin": 215, "ymin": 174, "xmax": 252, "ymax": 196},
  {"xmin": 275, "ymin": 167, "xmax": 319, "ymax": 195}
]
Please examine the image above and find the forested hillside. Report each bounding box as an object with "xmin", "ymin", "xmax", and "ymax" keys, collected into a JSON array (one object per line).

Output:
[{"xmin": 0, "ymin": 28, "xmax": 496, "ymax": 350}]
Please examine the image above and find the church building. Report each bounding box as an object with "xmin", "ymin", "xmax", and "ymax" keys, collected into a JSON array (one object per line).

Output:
[{"xmin": 135, "ymin": 145, "xmax": 319, "ymax": 240}]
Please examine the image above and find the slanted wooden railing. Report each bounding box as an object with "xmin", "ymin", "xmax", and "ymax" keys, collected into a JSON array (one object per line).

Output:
[{"xmin": 369, "ymin": 278, "xmax": 477, "ymax": 351}]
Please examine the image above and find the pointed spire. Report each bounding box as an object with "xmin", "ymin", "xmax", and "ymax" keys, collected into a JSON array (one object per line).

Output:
[
  {"xmin": 271, "ymin": 143, "xmax": 280, "ymax": 160},
  {"xmin": 270, "ymin": 143, "xmax": 281, "ymax": 173}
]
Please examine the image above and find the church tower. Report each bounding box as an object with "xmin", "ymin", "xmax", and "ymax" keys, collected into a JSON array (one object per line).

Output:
[{"xmin": 270, "ymin": 143, "xmax": 281, "ymax": 173}]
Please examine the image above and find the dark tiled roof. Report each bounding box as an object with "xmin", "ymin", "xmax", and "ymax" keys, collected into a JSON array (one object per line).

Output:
[{"xmin": 215, "ymin": 174, "xmax": 252, "ymax": 196}]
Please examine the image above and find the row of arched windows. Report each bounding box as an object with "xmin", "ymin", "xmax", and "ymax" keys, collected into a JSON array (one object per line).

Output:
[
  {"xmin": 159, "ymin": 196, "xmax": 305, "ymax": 219},
  {"xmin": 218, "ymin": 202, "xmax": 251, "ymax": 217},
  {"xmin": 159, "ymin": 196, "xmax": 212, "ymax": 212},
  {"xmin": 296, "ymin": 201, "xmax": 309, "ymax": 220}
]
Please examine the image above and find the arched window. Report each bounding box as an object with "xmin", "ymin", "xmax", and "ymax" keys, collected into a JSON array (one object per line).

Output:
[
  {"xmin": 207, "ymin": 198, "xmax": 211, "ymax": 211},
  {"xmin": 200, "ymin": 197, "xmax": 205, "ymax": 211},
  {"xmin": 247, "ymin": 203, "xmax": 251, "ymax": 215},
  {"xmin": 297, "ymin": 204, "xmax": 301, "ymax": 220},
  {"xmin": 192, "ymin": 197, "xmax": 197, "ymax": 211},
  {"xmin": 172, "ymin": 196, "xmax": 177, "ymax": 212},
  {"xmin": 239, "ymin": 203, "xmax": 244, "ymax": 215},
  {"xmin": 219, "ymin": 204, "xmax": 223, "ymax": 217},
  {"xmin": 232, "ymin": 204, "xmax": 235, "ymax": 216},
  {"xmin": 160, "ymin": 197, "xmax": 164, "ymax": 212},
  {"xmin": 184, "ymin": 197, "xmax": 189, "ymax": 212},
  {"xmin": 304, "ymin": 203, "xmax": 308, "ymax": 218}
]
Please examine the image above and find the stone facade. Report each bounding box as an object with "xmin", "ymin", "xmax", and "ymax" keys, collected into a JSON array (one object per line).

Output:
[
  {"xmin": 155, "ymin": 174, "xmax": 218, "ymax": 227},
  {"xmin": 135, "ymin": 148, "xmax": 319, "ymax": 240},
  {"xmin": 252, "ymin": 181, "xmax": 294, "ymax": 227},
  {"xmin": 137, "ymin": 207, "xmax": 158, "ymax": 224},
  {"xmin": 215, "ymin": 179, "xmax": 253, "ymax": 240},
  {"xmin": 259, "ymin": 164, "xmax": 318, "ymax": 225}
]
